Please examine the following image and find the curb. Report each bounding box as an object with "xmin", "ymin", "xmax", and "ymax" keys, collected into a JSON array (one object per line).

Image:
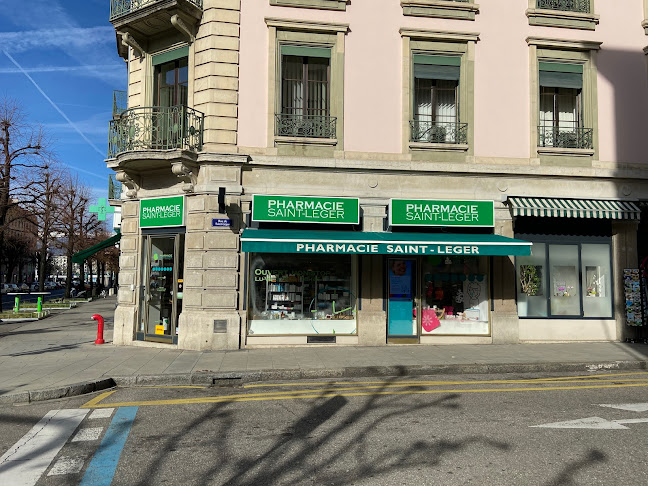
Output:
[
  {"xmin": 0, "ymin": 378, "xmax": 116, "ymax": 405},
  {"xmin": 2, "ymin": 359, "xmax": 647, "ymax": 405}
]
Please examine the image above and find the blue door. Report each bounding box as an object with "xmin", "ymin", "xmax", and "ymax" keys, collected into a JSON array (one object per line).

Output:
[{"xmin": 387, "ymin": 259, "xmax": 417, "ymax": 337}]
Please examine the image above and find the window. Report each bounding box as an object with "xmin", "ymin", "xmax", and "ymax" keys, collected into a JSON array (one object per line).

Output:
[
  {"xmin": 538, "ymin": 62, "xmax": 590, "ymax": 149},
  {"xmin": 516, "ymin": 239, "xmax": 613, "ymax": 318},
  {"xmin": 527, "ymin": 37, "xmax": 601, "ymax": 157},
  {"xmin": 278, "ymin": 47, "xmax": 333, "ymax": 138},
  {"xmin": 527, "ymin": 0, "xmax": 599, "ymax": 30},
  {"xmin": 266, "ymin": 18, "xmax": 348, "ymax": 152},
  {"xmin": 412, "ymin": 55, "xmax": 465, "ymax": 144},
  {"xmin": 154, "ymin": 57, "xmax": 188, "ymax": 107},
  {"xmin": 401, "ymin": 29, "xmax": 478, "ymax": 156}
]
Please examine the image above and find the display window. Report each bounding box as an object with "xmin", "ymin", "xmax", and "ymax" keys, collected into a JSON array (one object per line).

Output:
[
  {"xmin": 248, "ymin": 253, "xmax": 357, "ymax": 335},
  {"xmin": 419, "ymin": 255, "xmax": 490, "ymax": 336},
  {"xmin": 516, "ymin": 238, "xmax": 613, "ymax": 318}
]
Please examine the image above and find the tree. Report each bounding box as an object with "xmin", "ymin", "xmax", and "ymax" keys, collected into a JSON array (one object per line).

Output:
[
  {"xmin": 57, "ymin": 177, "xmax": 90, "ymax": 298},
  {"xmin": 0, "ymin": 99, "xmax": 47, "ymax": 310},
  {"xmin": 24, "ymin": 160, "xmax": 64, "ymax": 291}
]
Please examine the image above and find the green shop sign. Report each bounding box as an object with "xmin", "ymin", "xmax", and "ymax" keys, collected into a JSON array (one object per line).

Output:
[
  {"xmin": 390, "ymin": 199, "xmax": 494, "ymax": 227},
  {"xmin": 140, "ymin": 196, "xmax": 185, "ymax": 228},
  {"xmin": 252, "ymin": 195, "xmax": 359, "ymax": 224}
]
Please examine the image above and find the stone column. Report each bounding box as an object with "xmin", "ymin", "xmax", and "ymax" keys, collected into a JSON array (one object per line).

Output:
[
  {"xmin": 612, "ymin": 220, "xmax": 640, "ymax": 341},
  {"xmin": 178, "ymin": 163, "xmax": 244, "ymax": 350},
  {"xmin": 358, "ymin": 204, "xmax": 387, "ymax": 346},
  {"xmin": 490, "ymin": 207, "xmax": 519, "ymax": 343},
  {"xmin": 113, "ymin": 200, "xmax": 140, "ymax": 345}
]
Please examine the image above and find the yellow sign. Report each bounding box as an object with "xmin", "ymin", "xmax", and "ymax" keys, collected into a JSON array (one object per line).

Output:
[{"xmin": 155, "ymin": 325, "xmax": 165, "ymax": 335}]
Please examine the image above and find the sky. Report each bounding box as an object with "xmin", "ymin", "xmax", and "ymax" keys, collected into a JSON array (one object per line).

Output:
[{"xmin": 0, "ymin": 0, "xmax": 127, "ymax": 206}]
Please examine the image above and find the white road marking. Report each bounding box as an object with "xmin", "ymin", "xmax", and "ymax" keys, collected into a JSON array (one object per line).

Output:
[
  {"xmin": 599, "ymin": 402, "xmax": 648, "ymax": 412},
  {"xmin": 72, "ymin": 427, "xmax": 104, "ymax": 442},
  {"xmin": 48, "ymin": 455, "xmax": 86, "ymax": 476},
  {"xmin": 531, "ymin": 417, "xmax": 628, "ymax": 430},
  {"xmin": 0, "ymin": 408, "xmax": 88, "ymax": 486},
  {"xmin": 88, "ymin": 408, "xmax": 114, "ymax": 420}
]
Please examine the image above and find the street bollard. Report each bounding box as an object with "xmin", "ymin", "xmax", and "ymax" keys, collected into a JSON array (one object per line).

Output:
[
  {"xmin": 14, "ymin": 296, "xmax": 19, "ymax": 313},
  {"xmin": 92, "ymin": 314, "xmax": 105, "ymax": 345},
  {"xmin": 37, "ymin": 296, "xmax": 42, "ymax": 313}
]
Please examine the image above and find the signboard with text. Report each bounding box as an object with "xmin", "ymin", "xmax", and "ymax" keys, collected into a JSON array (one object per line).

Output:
[
  {"xmin": 252, "ymin": 195, "xmax": 360, "ymax": 224},
  {"xmin": 390, "ymin": 199, "xmax": 494, "ymax": 227},
  {"xmin": 140, "ymin": 196, "xmax": 185, "ymax": 228}
]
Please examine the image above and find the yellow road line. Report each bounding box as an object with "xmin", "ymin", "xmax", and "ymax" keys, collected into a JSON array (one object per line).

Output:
[
  {"xmin": 82, "ymin": 390, "xmax": 117, "ymax": 408},
  {"xmin": 121, "ymin": 385, "xmax": 208, "ymax": 389},
  {"xmin": 84, "ymin": 382, "xmax": 648, "ymax": 408},
  {"xmin": 243, "ymin": 371, "xmax": 648, "ymax": 388}
]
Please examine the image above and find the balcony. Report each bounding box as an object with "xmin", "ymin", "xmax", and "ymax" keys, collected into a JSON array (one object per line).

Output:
[
  {"xmin": 108, "ymin": 105, "xmax": 204, "ymax": 158},
  {"xmin": 536, "ymin": 0, "xmax": 590, "ymax": 13},
  {"xmin": 109, "ymin": 0, "xmax": 203, "ymax": 54},
  {"xmin": 538, "ymin": 125, "xmax": 593, "ymax": 150},
  {"xmin": 275, "ymin": 114, "xmax": 337, "ymax": 139},
  {"xmin": 410, "ymin": 119, "xmax": 468, "ymax": 145}
]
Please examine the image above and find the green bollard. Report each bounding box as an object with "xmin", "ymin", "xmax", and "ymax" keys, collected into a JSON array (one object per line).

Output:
[
  {"xmin": 14, "ymin": 296, "xmax": 19, "ymax": 313},
  {"xmin": 37, "ymin": 296, "xmax": 42, "ymax": 313}
]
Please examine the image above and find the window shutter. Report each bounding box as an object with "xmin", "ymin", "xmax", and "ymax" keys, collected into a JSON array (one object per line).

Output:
[
  {"xmin": 152, "ymin": 46, "xmax": 189, "ymax": 66},
  {"xmin": 539, "ymin": 62, "xmax": 583, "ymax": 89},
  {"xmin": 413, "ymin": 55, "xmax": 460, "ymax": 81},
  {"xmin": 281, "ymin": 45, "xmax": 331, "ymax": 59}
]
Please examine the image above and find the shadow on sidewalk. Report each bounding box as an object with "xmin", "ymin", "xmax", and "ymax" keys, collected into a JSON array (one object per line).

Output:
[{"xmin": 2, "ymin": 342, "xmax": 95, "ymax": 358}]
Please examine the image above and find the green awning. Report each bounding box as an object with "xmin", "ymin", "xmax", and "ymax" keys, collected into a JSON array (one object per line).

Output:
[
  {"xmin": 72, "ymin": 232, "xmax": 121, "ymax": 264},
  {"xmin": 241, "ymin": 229, "xmax": 531, "ymax": 256},
  {"xmin": 508, "ymin": 197, "xmax": 641, "ymax": 219}
]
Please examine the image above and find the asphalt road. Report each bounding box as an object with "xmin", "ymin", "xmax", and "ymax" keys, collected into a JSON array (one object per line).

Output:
[{"xmin": 2, "ymin": 371, "xmax": 648, "ymax": 485}]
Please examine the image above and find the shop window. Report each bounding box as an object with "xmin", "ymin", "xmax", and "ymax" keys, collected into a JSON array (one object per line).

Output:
[
  {"xmin": 411, "ymin": 55, "xmax": 465, "ymax": 144},
  {"xmin": 420, "ymin": 255, "xmax": 490, "ymax": 336},
  {"xmin": 516, "ymin": 239, "xmax": 612, "ymax": 318},
  {"xmin": 248, "ymin": 253, "xmax": 357, "ymax": 335},
  {"xmin": 278, "ymin": 47, "xmax": 333, "ymax": 138}
]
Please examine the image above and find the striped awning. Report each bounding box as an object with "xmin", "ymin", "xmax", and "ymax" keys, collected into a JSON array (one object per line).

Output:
[{"xmin": 508, "ymin": 197, "xmax": 641, "ymax": 220}]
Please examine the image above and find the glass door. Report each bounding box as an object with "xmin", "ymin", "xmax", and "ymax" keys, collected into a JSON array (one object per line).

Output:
[
  {"xmin": 140, "ymin": 234, "xmax": 184, "ymax": 343},
  {"xmin": 387, "ymin": 258, "xmax": 418, "ymax": 342}
]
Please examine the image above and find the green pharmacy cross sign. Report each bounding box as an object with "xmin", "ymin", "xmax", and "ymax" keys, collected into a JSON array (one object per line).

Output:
[{"xmin": 89, "ymin": 198, "xmax": 116, "ymax": 222}]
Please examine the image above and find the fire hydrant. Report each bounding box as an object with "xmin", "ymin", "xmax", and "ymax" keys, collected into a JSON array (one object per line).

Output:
[{"xmin": 92, "ymin": 314, "xmax": 105, "ymax": 345}]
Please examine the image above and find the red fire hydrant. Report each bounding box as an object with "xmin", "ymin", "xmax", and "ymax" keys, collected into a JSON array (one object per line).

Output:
[{"xmin": 92, "ymin": 314, "xmax": 105, "ymax": 345}]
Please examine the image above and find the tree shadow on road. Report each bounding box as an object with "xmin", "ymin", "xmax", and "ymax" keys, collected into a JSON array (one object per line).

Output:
[
  {"xmin": 544, "ymin": 449, "xmax": 607, "ymax": 486},
  {"xmin": 130, "ymin": 377, "xmax": 512, "ymax": 486}
]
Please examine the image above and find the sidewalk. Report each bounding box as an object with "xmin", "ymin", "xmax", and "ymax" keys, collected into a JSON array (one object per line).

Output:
[{"xmin": 1, "ymin": 296, "xmax": 647, "ymax": 404}]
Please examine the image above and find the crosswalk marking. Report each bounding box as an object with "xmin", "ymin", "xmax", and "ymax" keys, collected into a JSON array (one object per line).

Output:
[
  {"xmin": 89, "ymin": 408, "xmax": 115, "ymax": 419},
  {"xmin": 0, "ymin": 408, "xmax": 88, "ymax": 486},
  {"xmin": 48, "ymin": 455, "xmax": 86, "ymax": 476},
  {"xmin": 72, "ymin": 427, "xmax": 104, "ymax": 442}
]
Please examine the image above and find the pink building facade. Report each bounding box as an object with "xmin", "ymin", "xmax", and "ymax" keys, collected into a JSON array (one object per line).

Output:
[{"xmin": 108, "ymin": 0, "xmax": 648, "ymax": 350}]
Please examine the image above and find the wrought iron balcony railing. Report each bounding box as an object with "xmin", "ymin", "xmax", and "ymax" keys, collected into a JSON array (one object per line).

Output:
[
  {"xmin": 108, "ymin": 105, "xmax": 204, "ymax": 158},
  {"xmin": 112, "ymin": 90, "xmax": 127, "ymax": 117},
  {"xmin": 410, "ymin": 119, "xmax": 468, "ymax": 144},
  {"xmin": 109, "ymin": 0, "xmax": 203, "ymax": 21},
  {"xmin": 536, "ymin": 0, "xmax": 590, "ymax": 13},
  {"xmin": 538, "ymin": 125, "xmax": 593, "ymax": 149},
  {"xmin": 275, "ymin": 114, "xmax": 337, "ymax": 139}
]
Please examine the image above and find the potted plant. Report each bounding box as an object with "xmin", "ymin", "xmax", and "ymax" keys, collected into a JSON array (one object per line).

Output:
[{"xmin": 519, "ymin": 265, "xmax": 542, "ymax": 296}]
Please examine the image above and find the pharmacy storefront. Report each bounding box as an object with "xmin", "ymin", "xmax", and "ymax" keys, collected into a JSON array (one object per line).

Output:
[
  {"xmin": 242, "ymin": 195, "xmax": 531, "ymax": 345},
  {"xmin": 137, "ymin": 196, "xmax": 185, "ymax": 344}
]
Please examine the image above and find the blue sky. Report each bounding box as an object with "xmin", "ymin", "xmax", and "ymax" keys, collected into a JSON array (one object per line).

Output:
[{"xmin": 0, "ymin": 0, "xmax": 126, "ymax": 203}]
